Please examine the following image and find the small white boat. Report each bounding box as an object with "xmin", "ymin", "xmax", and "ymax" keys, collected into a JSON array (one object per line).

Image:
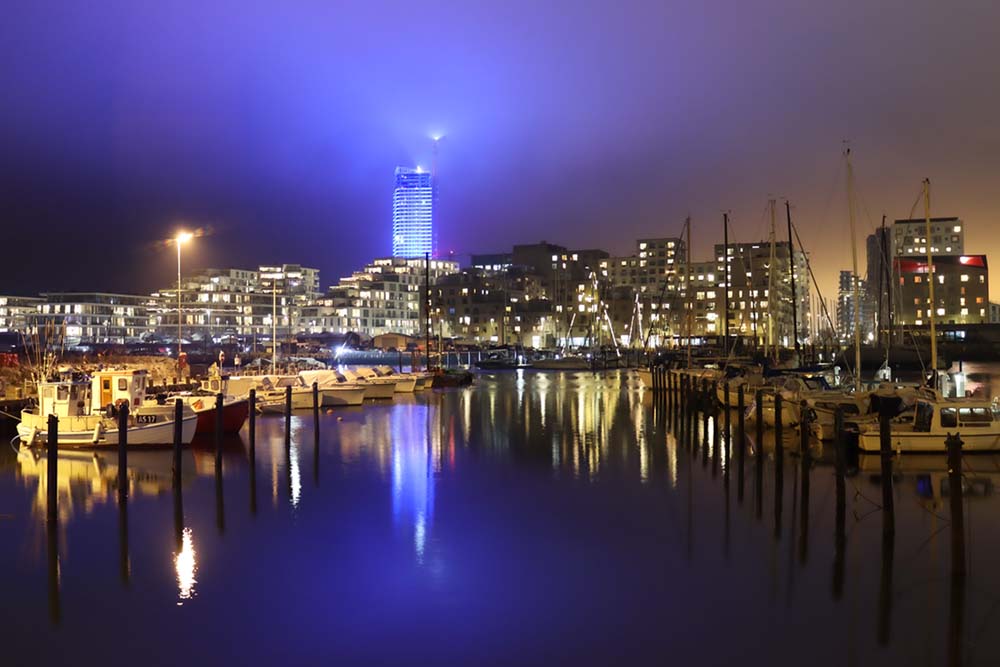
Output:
[
  {"xmin": 372, "ymin": 366, "xmax": 418, "ymax": 392},
  {"xmin": 298, "ymin": 370, "xmax": 366, "ymax": 406},
  {"xmin": 341, "ymin": 368, "xmax": 396, "ymax": 400},
  {"xmin": 17, "ymin": 369, "xmax": 198, "ymax": 448},
  {"xmin": 858, "ymin": 392, "xmax": 1000, "ymax": 452}
]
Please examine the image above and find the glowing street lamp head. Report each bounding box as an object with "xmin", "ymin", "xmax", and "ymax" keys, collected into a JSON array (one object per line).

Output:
[{"xmin": 176, "ymin": 231, "xmax": 194, "ymax": 245}]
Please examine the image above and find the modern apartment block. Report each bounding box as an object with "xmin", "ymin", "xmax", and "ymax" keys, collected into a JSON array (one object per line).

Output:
[
  {"xmin": 892, "ymin": 217, "xmax": 964, "ymax": 257},
  {"xmin": 392, "ymin": 167, "xmax": 435, "ymax": 258}
]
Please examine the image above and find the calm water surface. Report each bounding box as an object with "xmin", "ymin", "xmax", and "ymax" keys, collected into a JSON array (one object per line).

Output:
[{"xmin": 3, "ymin": 368, "xmax": 1000, "ymax": 665}]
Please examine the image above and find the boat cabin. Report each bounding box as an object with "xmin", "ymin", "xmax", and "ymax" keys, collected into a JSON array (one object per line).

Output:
[
  {"xmin": 91, "ymin": 370, "xmax": 148, "ymax": 412},
  {"xmin": 37, "ymin": 379, "xmax": 92, "ymax": 418},
  {"xmin": 913, "ymin": 398, "xmax": 996, "ymax": 432}
]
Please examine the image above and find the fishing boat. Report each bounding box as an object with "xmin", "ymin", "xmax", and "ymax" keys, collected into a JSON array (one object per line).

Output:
[
  {"xmin": 858, "ymin": 391, "xmax": 1000, "ymax": 452},
  {"xmin": 17, "ymin": 369, "xmax": 198, "ymax": 447}
]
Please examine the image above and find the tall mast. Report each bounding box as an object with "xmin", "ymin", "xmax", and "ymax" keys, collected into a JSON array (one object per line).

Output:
[
  {"xmin": 424, "ymin": 252, "xmax": 431, "ymax": 370},
  {"xmin": 767, "ymin": 200, "xmax": 777, "ymax": 359},
  {"xmin": 924, "ymin": 178, "xmax": 937, "ymax": 373},
  {"xmin": 882, "ymin": 215, "xmax": 894, "ymax": 350},
  {"xmin": 845, "ymin": 149, "xmax": 862, "ymax": 391},
  {"xmin": 723, "ymin": 212, "xmax": 730, "ymax": 358},
  {"xmin": 785, "ymin": 200, "xmax": 801, "ymax": 362},
  {"xmin": 685, "ymin": 216, "xmax": 692, "ymax": 368}
]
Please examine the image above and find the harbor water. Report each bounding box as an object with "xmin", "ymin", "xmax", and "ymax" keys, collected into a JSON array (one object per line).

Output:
[{"xmin": 2, "ymin": 368, "xmax": 1000, "ymax": 665}]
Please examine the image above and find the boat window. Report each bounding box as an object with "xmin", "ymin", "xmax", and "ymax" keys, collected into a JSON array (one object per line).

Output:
[
  {"xmin": 57, "ymin": 385, "xmax": 69, "ymax": 401},
  {"xmin": 103, "ymin": 379, "xmax": 111, "ymax": 390},
  {"xmin": 940, "ymin": 408, "xmax": 958, "ymax": 428},
  {"xmin": 959, "ymin": 407, "xmax": 993, "ymax": 427},
  {"xmin": 914, "ymin": 402, "xmax": 934, "ymax": 432},
  {"xmin": 118, "ymin": 378, "xmax": 128, "ymax": 391},
  {"xmin": 840, "ymin": 403, "xmax": 860, "ymax": 415}
]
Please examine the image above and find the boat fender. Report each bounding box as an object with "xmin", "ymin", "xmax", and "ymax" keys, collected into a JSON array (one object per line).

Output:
[
  {"xmin": 25, "ymin": 426, "xmax": 37, "ymax": 447},
  {"xmin": 92, "ymin": 423, "xmax": 103, "ymax": 444}
]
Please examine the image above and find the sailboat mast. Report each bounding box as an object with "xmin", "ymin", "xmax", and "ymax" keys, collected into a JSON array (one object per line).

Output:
[
  {"xmin": 685, "ymin": 216, "xmax": 692, "ymax": 368},
  {"xmin": 767, "ymin": 200, "xmax": 776, "ymax": 358},
  {"xmin": 845, "ymin": 149, "xmax": 862, "ymax": 392},
  {"xmin": 924, "ymin": 178, "xmax": 937, "ymax": 373},
  {"xmin": 785, "ymin": 200, "xmax": 801, "ymax": 362},
  {"xmin": 723, "ymin": 212, "xmax": 730, "ymax": 358}
]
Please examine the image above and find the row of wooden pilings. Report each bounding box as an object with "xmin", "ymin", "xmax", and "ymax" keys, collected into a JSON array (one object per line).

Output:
[
  {"xmin": 648, "ymin": 366, "xmax": 968, "ymax": 657},
  {"xmin": 41, "ymin": 381, "xmax": 326, "ymax": 624}
]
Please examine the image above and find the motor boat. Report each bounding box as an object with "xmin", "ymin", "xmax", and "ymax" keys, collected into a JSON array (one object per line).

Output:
[
  {"xmin": 18, "ymin": 369, "xmax": 198, "ymax": 447},
  {"xmin": 340, "ymin": 368, "xmax": 396, "ymax": 400},
  {"xmin": 297, "ymin": 370, "xmax": 366, "ymax": 406},
  {"xmin": 858, "ymin": 391, "xmax": 1000, "ymax": 452},
  {"xmin": 370, "ymin": 366, "xmax": 418, "ymax": 392}
]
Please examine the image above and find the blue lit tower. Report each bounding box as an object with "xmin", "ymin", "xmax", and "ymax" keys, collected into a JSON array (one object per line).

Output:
[{"xmin": 392, "ymin": 166, "xmax": 435, "ymax": 258}]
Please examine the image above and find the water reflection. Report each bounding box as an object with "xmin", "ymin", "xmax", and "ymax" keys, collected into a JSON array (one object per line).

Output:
[
  {"xmin": 5, "ymin": 369, "xmax": 1000, "ymax": 664},
  {"xmin": 174, "ymin": 527, "xmax": 197, "ymax": 605}
]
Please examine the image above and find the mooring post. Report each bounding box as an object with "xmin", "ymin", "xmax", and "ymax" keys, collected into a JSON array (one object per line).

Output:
[
  {"xmin": 173, "ymin": 398, "xmax": 183, "ymax": 489},
  {"xmin": 701, "ymin": 378, "xmax": 710, "ymax": 464},
  {"xmin": 879, "ymin": 409, "xmax": 895, "ymax": 536},
  {"xmin": 248, "ymin": 388, "xmax": 256, "ymax": 459},
  {"xmin": 774, "ymin": 392, "xmax": 784, "ymax": 455},
  {"xmin": 215, "ymin": 392, "xmax": 224, "ymax": 460},
  {"xmin": 117, "ymin": 403, "xmax": 129, "ymax": 503},
  {"xmin": 799, "ymin": 399, "xmax": 810, "ymax": 455},
  {"xmin": 47, "ymin": 414, "xmax": 58, "ymax": 524},
  {"xmin": 946, "ymin": 433, "xmax": 966, "ymax": 577},
  {"xmin": 284, "ymin": 385, "xmax": 292, "ymax": 445}
]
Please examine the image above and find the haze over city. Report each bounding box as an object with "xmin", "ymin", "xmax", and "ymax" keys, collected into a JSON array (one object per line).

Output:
[{"xmin": 2, "ymin": 0, "xmax": 999, "ymax": 300}]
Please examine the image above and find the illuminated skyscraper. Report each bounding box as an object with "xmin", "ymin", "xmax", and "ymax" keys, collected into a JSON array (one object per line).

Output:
[{"xmin": 392, "ymin": 166, "xmax": 435, "ymax": 258}]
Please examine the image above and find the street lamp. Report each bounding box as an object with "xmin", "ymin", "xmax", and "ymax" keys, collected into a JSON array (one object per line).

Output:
[{"xmin": 175, "ymin": 231, "xmax": 194, "ymax": 367}]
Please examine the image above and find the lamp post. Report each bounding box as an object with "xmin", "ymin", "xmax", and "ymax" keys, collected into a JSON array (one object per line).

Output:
[{"xmin": 175, "ymin": 231, "xmax": 193, "ymax": 368}]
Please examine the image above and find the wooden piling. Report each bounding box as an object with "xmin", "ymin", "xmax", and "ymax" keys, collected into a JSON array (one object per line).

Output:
[
  {"xmin": 799, "ymin": 399, "xmax": 810, "ymax": 455},
  {"xmin": 879, "ymin": 409, "xmax": 895, "ymax": 536},
  {"xmin": 215, "ymin": 392, "xmax": 224, "ymax": 460},
  {"xmin": 248, "ymin": 388, "xmax": 256, "ymax": 458},
  {"xmin": 946, "ymin": 433, "xmax": 966, "ymax": 577},
  {"xmin": 284, "ymin": 385, "xmax": 292, "ymax": 445},
  {"xmin": 117, "ymin": 403, "xmax": 129, "ymax": 502},
  {"xmin": 723, "ymin": 382, "xmax": 731, "ymax": 460},
  {"xmin": 172, "ymin": 398, "xmax": 183, "ymax": 489},
  {"xmin": 46, "ymin": 414, "xmax": 58, "ymax": 524},
  {"xmin": 774, "ymin": 392, "xmax": 783, "ymax": 455}
]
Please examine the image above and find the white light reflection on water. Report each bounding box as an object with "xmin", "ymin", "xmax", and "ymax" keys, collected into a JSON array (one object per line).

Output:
[
  {"xmin": 175, "ymin": 527, "xmax": 197, "ymax": 605},
  {"xmin": 289, "ymin": 441, "xmax": 302, "ymax": 509}
]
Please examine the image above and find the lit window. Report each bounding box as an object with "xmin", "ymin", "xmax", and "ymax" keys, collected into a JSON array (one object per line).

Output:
[
  {"xmin": 937, "ymin": 308, "xmax": 945, "ymax": 316},
  {"xmin": 961, "ymin": 274, "xmax": 969, "ymax": 282},
  {"xmin": 954, "ymin": 225, "xmax": 962, "ymax": 233},
  {"xmin": 961, "ymin": 308, "xmax": 969, "ymax": 315}
]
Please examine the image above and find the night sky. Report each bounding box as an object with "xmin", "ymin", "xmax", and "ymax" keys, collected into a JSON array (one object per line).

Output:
[{"xmin": 2, "ymin": 1, "xmax": 999, "ymax": 300}]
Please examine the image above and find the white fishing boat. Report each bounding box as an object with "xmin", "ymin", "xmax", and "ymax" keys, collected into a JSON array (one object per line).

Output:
[
  {"xmin": 858, "ymin": 392, "xmax": 1000, "ymax": 452},
  {"xmin": 17, "ymin": 369, "xmax": 198, "ymax": 448}
]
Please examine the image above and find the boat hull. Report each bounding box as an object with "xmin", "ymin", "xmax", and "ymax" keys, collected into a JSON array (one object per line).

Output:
[
  {"xmin": 193, "ymin": 399, "xmax": 250, "ymax": 434},
  {"xmin": 321, "ymin": 387, "xmax": 366, "ymax": 406},
  {"xmin": 859, "ymin": 430, "xmax": 1000, "ymax": 452},
  {"xmin": 392, "ymin": 377, "xmax": 418, "ymax": 393},
  {"xmin": 18, "ymin": 411, "xmax": 198, "ymax": 448},
  {"xmin": 360, "ymin": 382, "xmax": 396, "ymax": 400}
]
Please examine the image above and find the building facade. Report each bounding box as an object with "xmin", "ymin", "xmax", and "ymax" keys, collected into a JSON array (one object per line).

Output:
[
  {"xmin": 392, "ymin": 167, "xmax": 435, "ymax": 258},
  {"xmin": 893, "ymin": 217, "xmax": 964, "ymax": 257},
  {"xmin": 0, "ymin": 295, "xmax": 42, "ymax": 335},
  {"xmin": 895, "ymin": 255, "xmax": 989, "ymax": 326},
  {"xmin": 34, "ymin": 292, "xmax": 158, "ymax": 344}
]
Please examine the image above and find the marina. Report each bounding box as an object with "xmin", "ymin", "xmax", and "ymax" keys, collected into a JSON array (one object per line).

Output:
[{"xmin": 3, "ymin": 366, "xmax": 1000, "ymax": 664}]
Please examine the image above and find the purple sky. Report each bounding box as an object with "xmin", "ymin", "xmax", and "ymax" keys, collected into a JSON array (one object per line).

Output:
[{"xmin": 2, "ymin": 1, "xmax": 998, "ymax": 301}]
